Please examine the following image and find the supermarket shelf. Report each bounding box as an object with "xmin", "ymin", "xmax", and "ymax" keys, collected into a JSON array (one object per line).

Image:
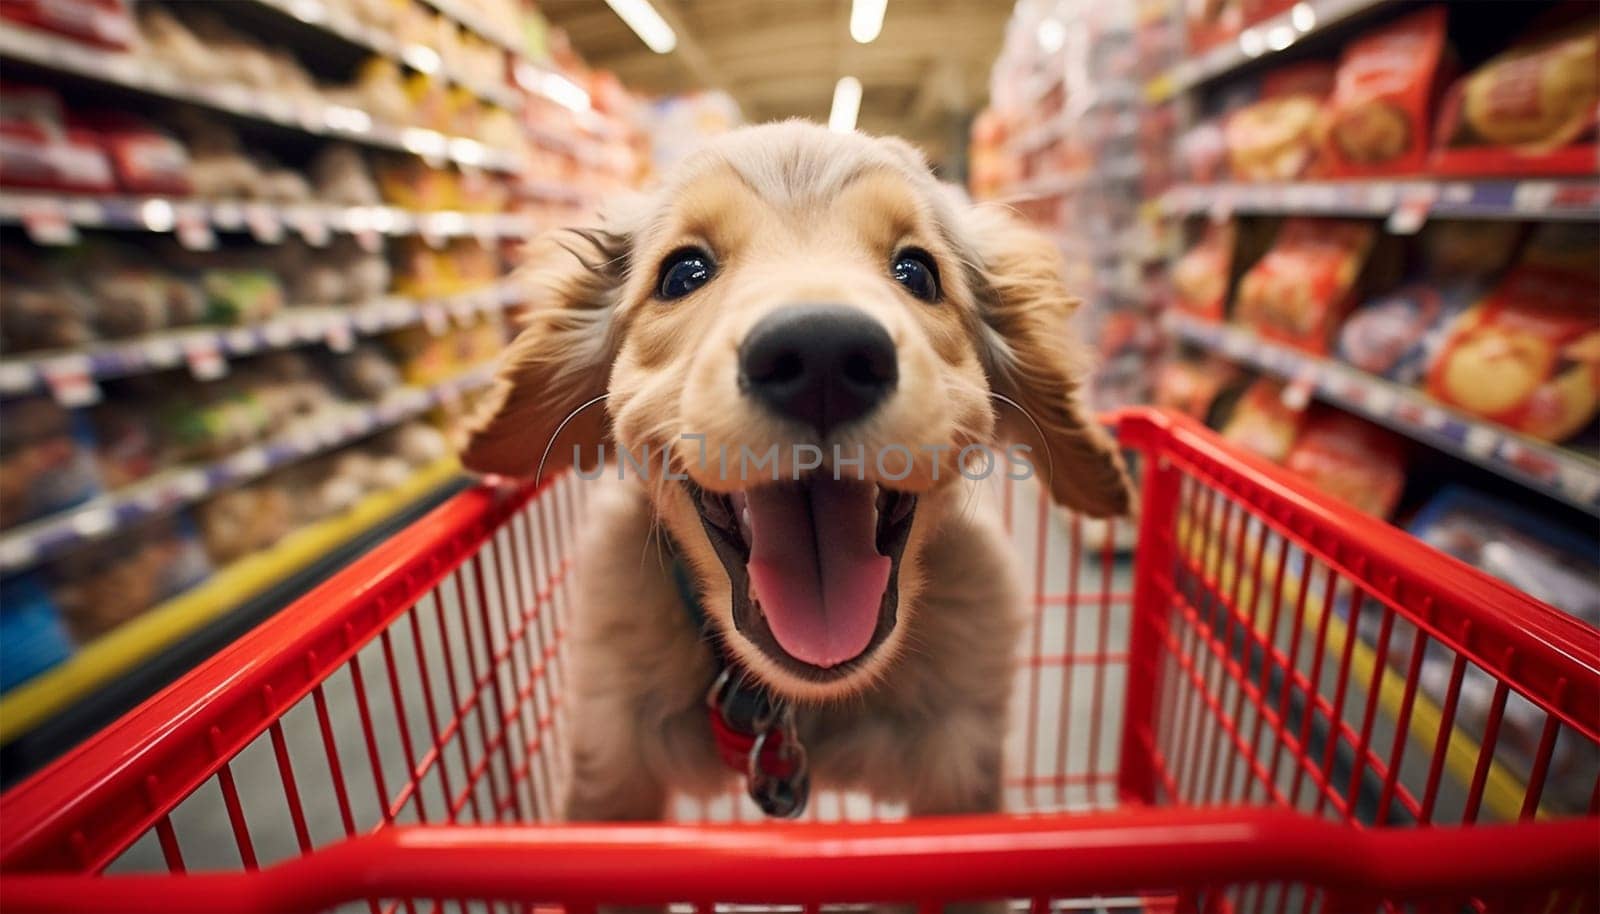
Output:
[
  {"xmin": 418, "ymin": 0, "xmax": 523, "ymax": 57},
  {"xmin": 0, "ymin": 24, "xmax": 525, "ymax": 173},
  {"xmin": 0, "ymin": 281, "xmax": 524, "ymax": 398},
  {"xmin": 0, "ymin": 365, "xmax": 495, "ymax": 575},
  {"xmin": 1168, "ymin": 313, "xmax": 1600, "ymax": 516},
  {"xmin": 1011, "ymin": 111, "xmax": 1141, "ymax": 156},
  {"xmin": 1161, "ymin": 180, "xmax": 1600, "ymax": 223},
  {"xmin": 0, "ymin": 192, "xmax": 536, "ymax": 244},
  {"xmin": 1149, "ymin": 0, "xmax": 1394, "ymax": 100},
  {"xmin": 1012, "ymin": 163, "xmax": 1143, "ymax": 199},
  {"xmin": 247, "ymin": 0, "xmax": 522, "ymax": 111},
  {"xmin": 1012, "ymin": 173, "xmax": 1092, "ymax": 199},
  {"xmin": 0, "ymin": 455, "xmax": 463, "ymax": 746}
]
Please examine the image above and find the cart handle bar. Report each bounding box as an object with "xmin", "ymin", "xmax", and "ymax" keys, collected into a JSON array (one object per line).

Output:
[{"xmin": 5, "ymin": 808, "xmax": 1596, "ymax": 913}]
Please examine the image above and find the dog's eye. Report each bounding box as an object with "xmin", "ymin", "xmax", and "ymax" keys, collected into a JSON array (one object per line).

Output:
[
  {"xmin": 890, "ymin": 249, "xmax": 940, "ymax": 302},
  {"xmin": 657, "ymin": 248, "xmax": 715, "ymax": 300}
]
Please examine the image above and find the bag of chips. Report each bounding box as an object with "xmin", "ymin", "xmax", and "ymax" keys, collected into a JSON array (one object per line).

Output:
[
  {"xmin": 1225, "ymin": 63, "xmax": 1335, "ymax": 180},
  {"xmin": 1337, "ymin": 221, "xmax": 1523, "ymax": 382},
  {"xmin": 1171, "ymin": 219, "xmax": 1236, "ymax": 321},
  {"xmin": 1431, "ymin": 16, "xmax": 1599, "ymax": 175},
  {"xmin": 1235, "ymin": 218, "xmax": 1378, "ymax": 354},
  {"xmin": 1220, "ymin": 377, "xmax": 1305, "ymax": 463},
  {"xmin": 1318, "ymin": 5, "xmax": 1452, "ymax": 176},
  {"xmin": 1284, "ymin": 410, "xmax": 1408, "ymax": 519},
  {"xmin": 1424, "ymin": 224, "xmax": 1600, "ymax": 442}
]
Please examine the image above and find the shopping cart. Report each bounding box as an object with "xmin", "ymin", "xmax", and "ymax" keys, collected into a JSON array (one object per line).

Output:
[{"xmin": 1, "ymin": 409, "xmax": 1595, "ymax": 913}]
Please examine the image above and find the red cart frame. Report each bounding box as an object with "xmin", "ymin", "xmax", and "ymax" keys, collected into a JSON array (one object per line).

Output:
[{"xmin": 2, "ymin": 409, "xmax": 1596, "ymax": 913}]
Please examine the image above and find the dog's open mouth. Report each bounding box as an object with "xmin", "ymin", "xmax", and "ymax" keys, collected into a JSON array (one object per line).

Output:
[{"xmin": 688, "ymin": 476, "xmax": 916, "ymax": 681}]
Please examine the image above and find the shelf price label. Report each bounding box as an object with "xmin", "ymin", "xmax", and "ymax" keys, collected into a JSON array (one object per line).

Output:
[
  {"xmin": 245, "ymin": 205, "xmax": 285, "ymax": 244},
  {"xmin": 175, "ymin": 205, "xmax": 217, "ymax": 250},
  {"xmin": 40, "ymin": 355, "xmax": 100, "ymax": 407},
  {"xmin": 423, "ymin": 305, "xmax": 450, "ymax": 336},
  {"xmin": 0, "ymin": 535, "xmax": 39, "ymax": 573},
  {"xmin": 326, "ymin": 320, "xmax": 355, "ymax": 353},
  {"xmin": 262, "ymin": 320, "xmax": 295, "ymax": 347},
  {"xmin": 436, "ymin": 380, "xmax": 463, "ymax": 411},
  {"xmin": 0, "ymin": 361, "xmax": 37, "ymax": 395},
  {"xmin": 1512, "ymin": 181, "xmax": 1558, "ymax": 213},
  {"xmin": 1463, "ymin": 425, "xmax": 1498, "ymax": 458},
  {"xmin": 1387, "ymin": 184, "xmax": 1437, "ymax": 236},
  {"xmin": 290, "ymin": 209, "xmax": 332, "ymax": 247},
  {"xmin": 1557, "ymin": 465, "xmax": 1600, "ymax": 507},
  {"xmin": 1282, "ymin": 369, "xmax": 1316, "ymax": 413},
  {"xmin": 183, "ymin": 337, "xmax": 228, "ymax": 380},
  {"xmin": 20, "ymin": 199, "xmax": 78, "ymax": 246}
]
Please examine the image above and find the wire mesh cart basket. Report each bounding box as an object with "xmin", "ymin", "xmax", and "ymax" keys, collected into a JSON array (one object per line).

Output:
[{"xmin": 2, "ymin": 409, "xmax": 1596, "ymax": 913}]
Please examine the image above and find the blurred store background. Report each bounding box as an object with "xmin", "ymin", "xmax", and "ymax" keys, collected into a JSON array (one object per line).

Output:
[{"xmin": 0, "ymin": 0, "xmax": 1595, "ymax": 794}]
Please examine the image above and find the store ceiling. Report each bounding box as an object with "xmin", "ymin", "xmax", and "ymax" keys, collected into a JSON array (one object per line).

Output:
[{"xmin": 539, "ymin": 0, "xmax": 1012, "ymax": 166}]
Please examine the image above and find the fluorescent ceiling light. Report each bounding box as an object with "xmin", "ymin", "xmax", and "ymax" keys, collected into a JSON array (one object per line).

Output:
[
  {"xmin": 829, "ymin": 76, "xmax": 862, "ymax": 133},
  {"xmin": 604, "ymin": 0, "xmax": 676, "ymax": 54},
  {"xmin": 850, "ymin": 0, "xmax": 886, "ymax": 43}
]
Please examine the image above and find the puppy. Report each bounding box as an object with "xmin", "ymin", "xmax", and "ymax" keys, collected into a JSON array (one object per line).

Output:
[{"xmin": 460, "ymin": 121, "xmax": 1131, "ymax": 834}]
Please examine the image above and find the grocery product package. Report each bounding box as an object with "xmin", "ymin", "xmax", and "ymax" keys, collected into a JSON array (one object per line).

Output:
[
  {"xmin": 0, "ymin": 0, "xmax": 134, "ymax": 49},
  {"xmin": 1153, "ymin": 353, "xmax": 1239, "ymax": 420},
  {"xmin": 1283, "ymin": 410, "xmax": 1408, "ymax": 519},
  {"xmin": 1384, "ymin": 485, "xmax": 1599, "ymax": 814},
  {"xmin": 0, "ymin": 572, "xmax": 75, "ymax": 691},
  {"xmin": 1424, "ymin": 223, "xmax": 1600, "ymax": 442},
  {"xmin": 1220, "ymin": 376, "xmax": 1305, "ymax": 463},
  {"xmin": 1186, "ymin": 0, "xmax": 1242, "ymax": 54},
  {"xmin": 1337, "ymin": 221, "xmax": 1523, "ymax": 382},
  {"xmin": 1409, "ymin": 486, "xmax": 1598, "ymax": 627},
  {"xmin": 51, "ymin": 515, "xmax": 213, "ymax": 641},
  {"xmin": 1234, "ymin": 218, "xmax": 1379, "ymax": 354},
  {"xmin": 1317, "ymin": 5, "xmax": 1452, "ymax": 176},
  {"xmin": 1224, "ymin": 62, "xmax": 1335, "ymax": 181},
  {"xmin": 1430, "ymin": 12, "xmax": 1599, "ymax": 176},
  {"xmin": 0, "ymin": 397, "xmax": 104, "ymax": 529},
  {"xmin": 1170, "ymin": 219, "xmax": 1235, "ymax": 320},
  {"xmin": 0, "ymin": 85, "xmax": 115, "ymax": 193}
]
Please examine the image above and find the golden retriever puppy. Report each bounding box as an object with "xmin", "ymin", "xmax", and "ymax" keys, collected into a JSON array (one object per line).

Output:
[{"xmin": 460, "ymin": 120, "xmax": 1131, "ymax": 833}]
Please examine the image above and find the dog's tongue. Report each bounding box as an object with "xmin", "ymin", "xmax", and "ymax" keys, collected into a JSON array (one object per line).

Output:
[{"xmin": 744, "ymin": 478, "xmax": 889, "ymax": 668}]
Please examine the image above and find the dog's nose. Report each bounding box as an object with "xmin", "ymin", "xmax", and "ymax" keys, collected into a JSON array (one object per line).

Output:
[{"xmin": 739, "ymin": 305, "xmax": 898, "ymax": 435}]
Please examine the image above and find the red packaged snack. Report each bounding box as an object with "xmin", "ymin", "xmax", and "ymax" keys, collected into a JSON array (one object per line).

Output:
[
  {"xmin": 1225, "ymin": 62, "xmax": 1336, "ymax": 181},
  {"xmin": 0, "ymin": 0, "xmax": 134, "ymax": 49},
  {"xmin": 1171, "ymin": 219, "xmax": 1235, "ymax": 321},
  {"xmin": 1284, "ymin": 411, "xmax": 1408, "ymax": 519},
  {"xmin": 78, "ymin": 113, "xmax": 192, "ymax": 196},
  {"xmin": 1318, "ymin": 5, "xmax": 1452, "ymax": 176},
  {"xmin": 1220, "ymin": 377, "xmax": 1305, "ymax": 463},
  {"xmin": 1424, "ymin": 225, "xmax": 1600, "ymax": 443},
  {"xmin": 1239, "ymin": 0, "xmax": 1294, "ymax": 25},
  {"xmin": 0, "ymin": 85, "xmax": 115, "ymax": 193},
  {"xmin": 1430, "ymin": 17, "xmax": 1599, "ymax": 176},
  {"xmin": 1186, "ymin": 0, "xmax": 1242, "ymax": 53},
  {"xmin": 1234, "ymin": 218, "xmax": 1378, "ymax": 355},
  {"xmin": 1154, "ymin": 354, "xmax": 1238, "ymax": 420}
]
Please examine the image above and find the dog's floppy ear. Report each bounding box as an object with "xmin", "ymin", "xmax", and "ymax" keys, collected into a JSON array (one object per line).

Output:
[
  {"xmin": 967, "ymin": 205, "xmax": 1133, "ymax": 518},
  {"xmin": 458, "ymin": 220, "xmax": 632, "ymax": 479}
]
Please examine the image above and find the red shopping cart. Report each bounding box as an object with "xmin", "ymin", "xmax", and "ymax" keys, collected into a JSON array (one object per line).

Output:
[{"xmin": 1, "ymin": 409, "xmax": 1595, "ymax": 913}]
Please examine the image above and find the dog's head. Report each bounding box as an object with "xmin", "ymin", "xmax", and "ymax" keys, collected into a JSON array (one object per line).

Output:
[{"xmin": 462, "ymin": 121, "xmax": 1130, "ymax": 701}]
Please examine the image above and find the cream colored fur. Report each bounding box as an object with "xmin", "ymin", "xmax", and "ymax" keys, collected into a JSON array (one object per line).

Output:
[{"xmin": 460, "ymin": 122, "xmax": 1132, "ymax": 847}]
